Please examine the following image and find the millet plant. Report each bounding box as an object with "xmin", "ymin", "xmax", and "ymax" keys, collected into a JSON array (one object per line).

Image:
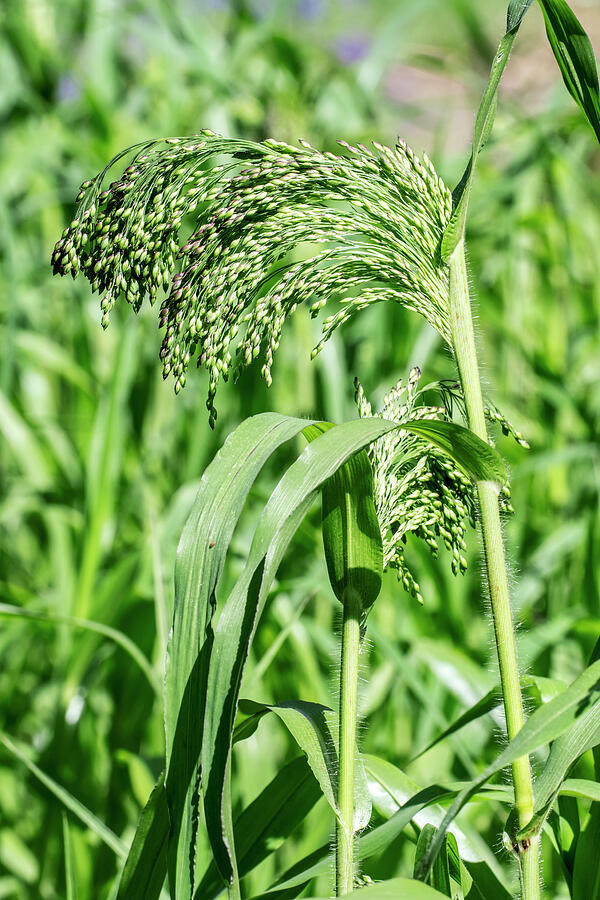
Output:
[{"xmin": 50, "ymin": 2, "xmax": 600, "ymax": 898}]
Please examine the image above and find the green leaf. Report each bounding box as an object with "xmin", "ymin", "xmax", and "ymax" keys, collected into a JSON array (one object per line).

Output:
[
  {"xmin": 415, "ymin": 657, "xmax": 600, "ymax": 880},
  {"xmin": 62, "ymin": 814, "xmax": 77, "ymax": 900},
  {"xmin": 235, "ymin": 698, "xmax": 372, "ymax": 836},
  {"xmin": 441, "ymin": 7, "xmax": 531, "ymax": 260},
  {"xmin": 411, "ymin": 689, "xmax": 499, "ymax": 761},
  {"xmin": 507, "ymin": 0, "xmax": 535, "ymax": 30},
  {"xmin": 116, "ymin": 772, "xmax": 169, "ymax": 900},
  {"xmin": 412, "ymin": 675, "xmax": 566, "ymax": 760},
  {"xmin": 264, "ymin": 757, "xmax": 510, "ymax": 899},
  {"xmin": 0, "ymin": 603, "xmax": 160, "ymax": 697},
  {"xmin": 400, "ymin": 419, "xmax": 507, "ymax": 485},
  {"xmin": 200, "ymin": 417, "xmax": 395, "ymax": 890},
  {"xmin": 572, "ymin": 795, "xmax": 600, "ymax": 900},
  {"xmin": 0, "ymin": 732, "xmax": 126, "ymax": 859},
  {"xmin": 304, "ymin": 877, "xmax": 452, "ymax": 899},
  {"xmin": 414, "ymin": 826, "xmax": 451, "ymax": 896},
  {"xmin": 560, "ymin": 778, "xmax": 600, "ymax": 802},
  {"xmin": 195, "ymin": 756, "xmax": 322, "ymax": 899},
  {"xmin": 164, "ymin": 413, "xmax": 312, "ymax": 898},
  {"xmin": 365, "ymin": 755, "xmax": 510, "ymax": 899},
  {"xmin": 517, "ymin": 700, "xmax": 600, "ymax": 840},
  {"xmin": 537, "ymin": 0, "xmax": 600, "ymax": 144},
  {"xmin": 166, "ymin": 411, "xmax": 503, "ymax": 896},
  {"xmin": 443, "ymin": 0, "xmax": 600, "ymax": 259},
  {"xmin": 235, "ymin": 700, "xmax": 339, "ymax": 817}
]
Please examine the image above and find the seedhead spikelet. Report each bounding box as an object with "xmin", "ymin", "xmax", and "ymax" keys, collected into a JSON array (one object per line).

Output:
[
  {"xmin": 355, "ymin": 368, "xmax": 475, "ymax": 605},
  {"xmin": 51, "ymin": 133, "xmax": 452, "ymax": 425}
]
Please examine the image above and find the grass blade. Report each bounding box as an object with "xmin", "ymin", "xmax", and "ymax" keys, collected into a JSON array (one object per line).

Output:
[
  {"xmin": 116, "ymin": 771, "xmax": 169, "ymax": 900},
  {"xmin": 234, "ymin": 700, "xmax": 339, "ymax": 816},
  {"xmin": 62, "ymin": 814, "xmax": 77, "ymax": 900},
  {"xmin": 415, "ymin": 657, "xmax": 600, "ymax": 879},
  {"xmin": 195, "ymin": 756, "xmax": 322, "ymax": 899},
  {"xmin": 517, "ymin": 704, "xmax": 600, "ymax": 840},
  {"xmin": 0, "ymin": 603, "xmax": 160, "ymax": 697},
  {"xmin": 441, "ymin": 3, "xmax": 533, "ymax": 259},
  {"xmin": 201, "ymin": 417, "xmax": 396, "ymax": 890},
  {"xmin": 165, "ymin": 413, "xmax": 312, "ymax": 898},
  {"xmin": 537, "ymin": 0, "xmax": 600, "ymax": 143},
  {"xmin": 305, "ymin": 876, "xmax": 451, "ymax": 898},
  {"xmin": 0, "ymin": 732, "xmax": 126, "ymax": 858},
  {"xmin": 414, "ymin": 826, "xmax": 451, "ymax": 896}
]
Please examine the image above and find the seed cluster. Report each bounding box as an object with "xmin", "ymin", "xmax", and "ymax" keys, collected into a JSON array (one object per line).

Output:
[
  {"xmin": 51, "ymin": 133, "xmax": 452, "ymax": 425},
  {"xmin": 355, "ymin": 369, "xmax": 476, "ymax": 604}
]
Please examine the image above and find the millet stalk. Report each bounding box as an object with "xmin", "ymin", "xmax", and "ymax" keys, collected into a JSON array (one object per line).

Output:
[
  {"xmin": 448, "ymin": 242, "xmax": 539, "ymax": 900},
  {"xmin": 336, "ymin": 591, "xmax": 362, "ymax": 896}
]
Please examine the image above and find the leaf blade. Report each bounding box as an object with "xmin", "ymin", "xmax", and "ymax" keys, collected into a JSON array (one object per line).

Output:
[{"xmin": 537, "ymin": 0, "xmax": 600, "ymax": 143}]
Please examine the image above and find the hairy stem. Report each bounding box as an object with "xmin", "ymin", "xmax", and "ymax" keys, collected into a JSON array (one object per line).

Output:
[
  {"xmin": 336, "ymin": 591, "xmax": 361, "ymax": 896},
  {"xmin": 448, "ymin": 242, "xmax": 539, "ymax": 900}
]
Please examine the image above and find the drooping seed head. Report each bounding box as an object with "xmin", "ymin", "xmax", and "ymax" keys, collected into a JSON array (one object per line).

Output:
[
  {"xmin": 355, "ymin": 368, "xmax": 475, "ymax": 604},
  {"xmin": 358, "ymin": 371, "xmax": 525, "ymax": 602},
  {"xmin": 52, "ymin": 133, "xmax": 453, "ymax": 425}
]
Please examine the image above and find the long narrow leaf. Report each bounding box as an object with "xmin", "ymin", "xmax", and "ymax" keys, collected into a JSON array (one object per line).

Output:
[
  {"xmin": 165, "ymin": 413, "xmax": 312, "ymax": 897},
  {"xmin": 116, "ymin": 772, "xmax": 169, "ymax": 900},
  {"xmin": 415, "ymin": 657, "xmax": 600, "ymax": 879},
  {"xmin": 537, "ymin": 0, "xmax": 600, "ymax": 143},
  {"xmin": 0, "ymin": 603, "xmax": 160, "ymax": 697},
  {"xmin": 412, "ymin": 674, "xmax": 566, "ymax": 761},
  {"xmin": 517, "ymin": 705, "xmax": 600, "ymax": 840},
  {"xmin": 0, "ymin": 732, "xmax": 126, "ymax": 858},
  {"xmin": 441, "ymin": 2, "xmax": 533, "ymax": 259},
  {"xmin": 305, "ymin": 878, "xmax": 450, "ymax": 899},
  {"xmin": 235, "ymin": 700, "xmax": 339, "ymax": 815},
  {"xmin": 195, "ymin": 756, "xmax": 322, "ymax": 899},
  {"xmin": 264, "ymin": 760, "xmax": 510, "ymax": 898},
  {"xmin": 400, "ymin": 419, "xmax": 507, "ymax": 485},
  {"xmin": 201, "ymin": 417, "xmax": 396, "ymax": 888}
]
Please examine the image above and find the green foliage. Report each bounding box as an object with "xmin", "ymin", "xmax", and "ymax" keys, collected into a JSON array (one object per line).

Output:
[{"xmin": 2, "ymin": 1, "xmax": 600, "ymax": 898}]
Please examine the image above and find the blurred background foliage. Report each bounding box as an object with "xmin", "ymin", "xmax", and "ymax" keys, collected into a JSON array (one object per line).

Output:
[{"xmin": 0, "ymin": 0, "xmax": 599, "ymax": 897}]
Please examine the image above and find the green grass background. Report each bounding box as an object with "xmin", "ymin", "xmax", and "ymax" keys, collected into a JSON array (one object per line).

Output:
[{"xmin": 1, "ymin": 1, "xmax": 599, "ymax": 897}]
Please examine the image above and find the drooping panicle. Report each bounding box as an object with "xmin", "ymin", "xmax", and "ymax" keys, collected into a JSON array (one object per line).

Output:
[
  {"xmin": 355, "ymin": 369, "xmax": 475, "ymax": 604},
  {"xmin": 52, "ymin": 133, "xmax": 453, "ymax": 425}
]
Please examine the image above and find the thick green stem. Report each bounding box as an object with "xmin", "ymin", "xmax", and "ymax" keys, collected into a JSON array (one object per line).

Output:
[
  {"xmin": 449, "ymin": 242, "xmax": 539, "ymax": 900},
  {"xmin": 336, "ymin": 591, "xmax": 361, "ymax": 896}
]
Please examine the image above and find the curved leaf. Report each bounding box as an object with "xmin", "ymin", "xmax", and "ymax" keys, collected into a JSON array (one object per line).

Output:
[
  {"xmin": 200, "ymin": 417, "xmax": 396, "ymax": 889},
  {"xmin": 441, "ymin": 4, "xmax": 532, "ymax": 259},
  {"xmin": 165, "ymin": 413, "xmax": 313, "ymax": 897},
  {"xmin": 263, "ymin": 759, "xmax": 510, "ymax": 899},
  {"xmin": 400, "ymin": 419, "xmax": 507, "ymax": 485},
  {"xmin": 195, "ymin": 756, "xmax": 322, "ymax": 899},
  {"xmin": 117, "ymin": 772, "xmax": 169, "ymax": 900},
  {"xmin": 235, "ymin": 700, "xmax": 339, "ymax": 817},
  {"xmin": 537, "ymin": 0, "xmax": 600, "ymax": 143},
  {"xmin": 415, "ymin": 657, "xmax": 600, "ymax": 880},
  {"xmin": 0, "ymin": 732, "xmax": 126, "ymax": 859},
  {"xmin": 305, "ymin": 878, "xmax": 450, "ymax": 899},
  {"xmin": 412, "ymin": 674, "xmax": 566, "ymax": 761},
  {"xmin": 0, "ymin": 603, "xmax": 160, "ymax": 697},
  {"xmin": 517, "ymin": 701, "xmax": 600, "ymax": 840}
]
